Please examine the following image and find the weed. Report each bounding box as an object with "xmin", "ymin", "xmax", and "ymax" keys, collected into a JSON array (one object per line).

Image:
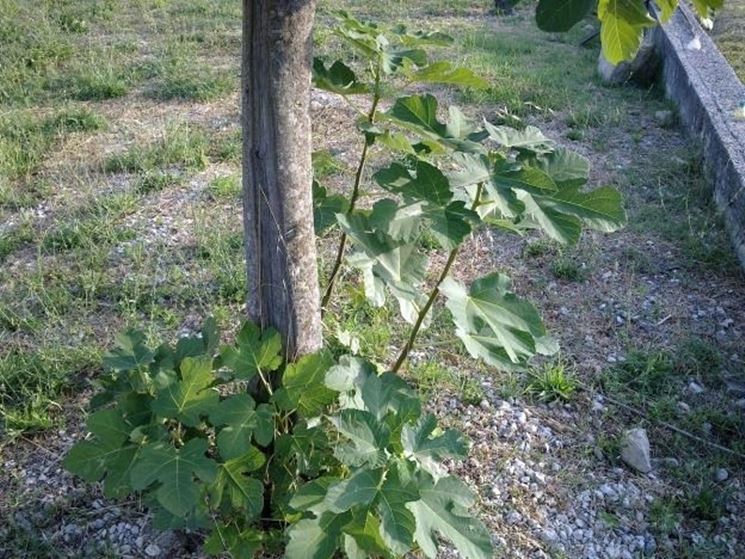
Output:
[
  {"xmin": 147, "ymin": 41, "xmax": 235, "ymax": 101},
  {"xmin": 523, "ymin": 238, "xmax": 558, "ymax": 258},
  {"xmin": 105, "ymin": 122, "xmax": 209, "ymax": 173},
  {"xmin": 0, "ymin": 108, "xmax": 106, "ymax": 180},
  {"xmin": 602, "ymin": 349, "xmax": 675, "ymax": 398},
  {"xmin": 0, "ymin": 345, "xmax": 100, "ymax": 434},
  {"xmin": 135, "ymin": 171, "xmax": 182, "ymax": 195},
  {"xmin": 408, "ymin": 361, "xmax": 484, "ymax": 405},
  {"xmin": 551, "ymin": 255, "xmax": 587, "ymax": 282},
  {"xmin": 649, "ymin": 497, "xmax": 682, "ymax": 535},
  {"xmin": 525, "ymin": 358, "xmax": 577, "ymax": 402},
  {"xmin": 208, "ymin": 174, "xmax": 241, "ymax": 199},
  {"xmin": 312, "ymin": 149, "xmax": 345, "ymax": 178}
]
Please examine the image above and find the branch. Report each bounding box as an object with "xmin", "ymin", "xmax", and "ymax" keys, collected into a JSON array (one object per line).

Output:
[
  {"xmin": 321, "ymin": 67, "xmax": 382, "ymax": 313},
  {"xmin": 391, "ymin": 182, "xmax": 485, "ymax": 373}
]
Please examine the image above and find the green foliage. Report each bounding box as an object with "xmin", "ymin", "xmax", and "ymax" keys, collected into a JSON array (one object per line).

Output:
[
  {"xmin": 65, "ymin": 321, "xmax": 493, "ymax": 559},
  {"xmin": 531, "ymin": 0, "xmax": 723, "ymax": 64},
  {"xmin": 525, "ymin": 358, "xmax": 578, "ymax": 402},
  {"xmin": 314, "ymin": 11, "xmax": 625, "ymax": 371}
]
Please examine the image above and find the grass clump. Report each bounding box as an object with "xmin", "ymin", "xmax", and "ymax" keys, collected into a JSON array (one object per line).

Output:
[
  {"xmin": 526, "ymin": 358, "xmax": 578, "ymax": 402},
  {"xmin": 105, "ymin": 122, "xmax": 210, "ymax": 174},
  {"xmin": 208, "ymin": 174, "xmax": 241, "ymax": 199},
  {"xmin": 0, "ymin": 108, "xmax": 106, "ymax": 181},
  {"xmin": 0, "ymin": 345, "xmax": 100, "ymax": 436}
]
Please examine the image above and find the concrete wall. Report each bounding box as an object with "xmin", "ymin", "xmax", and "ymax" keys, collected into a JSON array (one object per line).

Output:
[{"xmin": 653, "ymin": 5, "xmax": 745, "ymax": 270}]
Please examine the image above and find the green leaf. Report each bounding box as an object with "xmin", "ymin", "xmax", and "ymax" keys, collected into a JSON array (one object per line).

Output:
[
  {"xmin": 536, "ymin": 0, "xmax": 595, "ymax": 32},
  {"xmin": 381, "ymin": 46, "xmax": 427, "ymax": 75},
  {"xmin": 598, "ymin": 0, "xmax": 654, "ymax": 65},
  {"xmin": 343, "ymin": 511, "xmax": 391, "ymax": 557},
  {"xmin": 408, "ymin": 473, "xmax": 493, "ymax": 559},
  {"xmin": 285, "ymin": 511, "xmax": 351, "ymax": 559},
  {"xmin": 313, "ymin": 181, "xmax": 349, "ymax": 235},
  {"xmin": 409, "ymin": 61, "xmax": 489, "ymax": 90},
  {"xmin": 103, "ymin": 330, "xmax": 153, "ymax": 371},
  {"xmin": 312, "ymin": 58, "xmax": 367, "ymax": 95},
  {"xmin": 484, "ymin": 122, "xmax": 553, "ymax": 154},
  {"xmin": 441, "ymin": 273, "xmax": 557, "ymax": 370},
  {"xmin": 220, "ymin": 322, "xmax": 283, "ymax": 380},
  {"xmin": 204, "ymin": 524, "xmax": 263, "ymax": 559},
  {"xmin": 426, "ymin": 200, "xmax": 480, "ymax": 250},
  {"xmin": 360, "ymin": 372, "xmax": 421, "ymax": 422},
  {"xmin": 209, "ymin": 448, "xmax": 264, "ymax": 518},
  {"xmin": 277, "ymin": 352, "xmax": 336, "ymax": 417},
  {"xmin": 130, "ymin": 439, "xmax": 217, "ymax": 516},
  {"xmin": 382, "ymin": 95, "xmax": 483, "ymax": 153},
  {"xmin": 374, "ymin": 159, "xmax": 453, "ymax": 207},
  {"xmin": 535, "ymin": 147, "xmax": 590, "ymax": 187},
  {"xmin": 396, "ymin": 28, "xmax": 454, "ymax": 47},
  {"xmin": 655, "ymin": 0, "xmax": 677, "ymax": 20},
  {"xmin": 402, "ymin": 414, "xmax": 468, "ymax": 478},
  {"xmin": 339, "ymin": 212, "xmax": 428, "ymax": 324},
  {"xmin": 151, "ymin": 356, "xmax": 218, "ymax": 427},
  {"xmin": 544, "ymin": 184, "xmax": 626, "ymax": 233},
  {"xmin": 63, "ymin": 408, "xmax": 143, "ymax": 498},
  {"xmin": 369, "ymin": 199, "xmax": 426, "ymax": 243},
  {"xmin": 209, "ymin": 393, "xmax": 262, "ymax": 459},
  {"xmin": 326, "ymin": 468, "xmax": 385, "ymax": 512},
  {"xmin": 493, "ymin": 164, "xmax": 558, "ymax": 196},
  {"xmin": 516, "ymin": 191, "xmax": 583, "ymax": 244},
  {"xmin": 325, "ymin": 355, "xmax": 373, "ymax": 390},
  {"xmin": 376, "ymin": 467, "xmax": 419, "ymax": 555},
  {"xmin": 275, "ymin": 420, "xmax": 330, "ymax": 476},
  {"xmin": 330, "ymin": 409, "xmax": 390, "ymax": 468},
  {"xmin": 290, "ymin": 476, "xmax": 338, "ymax": 512}
]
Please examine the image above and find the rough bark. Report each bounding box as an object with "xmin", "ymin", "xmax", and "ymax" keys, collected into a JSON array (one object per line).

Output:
[{"xmin": 242, "ymin": 0, "xmax": 322, "ymax": 360}]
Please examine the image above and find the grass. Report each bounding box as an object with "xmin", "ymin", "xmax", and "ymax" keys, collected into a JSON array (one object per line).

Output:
[
  {"xmin": 0, "ymin": 3, "xmax": 743, "ymax": 557},
  {"xmin": 0, "ymin": 108, "xmax": 106, "ymax": 181},
  {"xmin": 711, "ymin": 0, "xmax": 745, "ymax": 81},
  {"xmin": 525, "ymin": 358, "xmax": 578, "ymax": 402},
  {"xmin": 105, "ymin": 122, "xmax": 210, "ymax": 174}
]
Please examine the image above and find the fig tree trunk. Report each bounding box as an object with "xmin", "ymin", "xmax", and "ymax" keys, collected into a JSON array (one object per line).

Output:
[{"xmin": 242, "ymin": 0, "xmax": 322, "ymax": 360}]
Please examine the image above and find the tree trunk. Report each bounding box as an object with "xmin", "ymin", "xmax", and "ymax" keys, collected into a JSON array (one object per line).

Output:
[{"xmin": 242, "ymin": 0, "xmax": 322, "ymax": 360}]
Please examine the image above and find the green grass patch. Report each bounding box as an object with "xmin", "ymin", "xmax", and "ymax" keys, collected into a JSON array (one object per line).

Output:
[
  {"xmin": 208, "ymin": 174, "xmax": 241, "ymax": 199},
  {"xmin": 0, "ymin": 108, "xmax": 106, "ymax": 181},
  {"xmin": 105, "ymin": 122, "xmax": 210, "ymax": 174},
  {"xmin": 0, "ymin": 345, "xmax": 101, "ymax": 436}
]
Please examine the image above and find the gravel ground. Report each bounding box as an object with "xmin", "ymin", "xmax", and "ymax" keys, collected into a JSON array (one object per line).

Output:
[{"xmin": 2, "ymin": 6, "xmax": 745, "ymax": 559}]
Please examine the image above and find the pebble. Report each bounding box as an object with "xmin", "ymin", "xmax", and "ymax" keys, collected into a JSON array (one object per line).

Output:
[
  {"xmin": 715, "ymin": 468, "xmax": 730, "ymax": 482},
  {"xmin": 145, "ymin": 544, "xmax": 161, "ymax": 557},
  {"xmin": 688, "ymin": 381, "xmax": 704, "ymax": 394}
]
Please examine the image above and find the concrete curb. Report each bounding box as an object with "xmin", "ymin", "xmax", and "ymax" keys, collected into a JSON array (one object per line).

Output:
[{"xmin": 652, "ymin": 5, "xmax": 745, "ymax": 270}]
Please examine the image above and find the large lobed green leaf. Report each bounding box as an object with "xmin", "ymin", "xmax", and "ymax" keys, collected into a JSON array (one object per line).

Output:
[
  {"xmin": 130, "ymin": 439, "xmax": 217, "ymax": 517},
  {"xmin": 150, "ymin": 356, "xmax": 218, "ymax": 427},
  {"xmin": 441, "ymin": 273, "xmax": 558, "ymax": 369},
  {"xmin": 408, "ymin": 473, "xmax": 493, "ymax": 559}
]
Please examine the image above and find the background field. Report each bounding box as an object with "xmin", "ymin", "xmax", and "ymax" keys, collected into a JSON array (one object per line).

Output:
[{"xmin": 0, "ymin": 1, "xmax": 744, "ymax": 558}]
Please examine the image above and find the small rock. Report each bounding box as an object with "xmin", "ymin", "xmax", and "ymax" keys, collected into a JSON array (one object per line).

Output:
[
  {"xmin": 715, "ymin": 468, "xmax": 729, "ymax": 482},
  {"xmin": 677, "ymin": 401, "xmax": 691, "ymax": 413},
  {"xmin": 620, "ymin": 428, "xmax": 652, "ymax": 473},
  {"xmin": 654, "ymin": 110, "xmax": 675, "ymax": 127},
  {"xmin": 724, "ymin": 379, "xmax": 745, "ymax": 396},
  {"xmin": 688, "ymin": 381, "xmax": 704, "ymax": 394},
  {"xmin": 479, "ymin": 399, "xmax": 490, "ymax": 409},
  {"xmin": 505, "ymin": 511, "xmax": 522, "ymax": 525},
  {"xmin": 145, "ymin": 544, "xmax": 161, "ymax": 557},
  {"xmin": 735, "ymin": 398, "xmax": 745, "ymax": 410}
]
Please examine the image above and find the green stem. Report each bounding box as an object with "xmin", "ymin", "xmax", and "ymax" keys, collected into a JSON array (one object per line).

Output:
[
  {"xmin": 321, "ymin": 67, "xmax": 382, "ymax": 313},
  {"xmin": 391, "ymin": 182, "xmax": 484, "ymax": 374}
]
